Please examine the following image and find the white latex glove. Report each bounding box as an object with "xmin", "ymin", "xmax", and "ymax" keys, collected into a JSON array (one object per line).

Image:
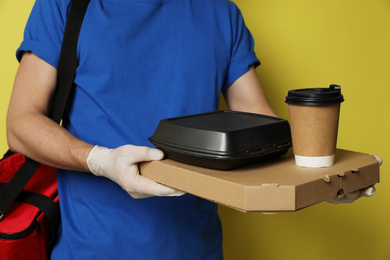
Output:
[
  {"xmin": 327, "ymin": 155, "xmax": 382, "ymax": 204},
  {"xmin": 87, "ymin": 145, "xmax": 185, "ymax": 199},
  {"xmin": 326, "ymin": 186, "xmax": 376, "ymax": 204}
]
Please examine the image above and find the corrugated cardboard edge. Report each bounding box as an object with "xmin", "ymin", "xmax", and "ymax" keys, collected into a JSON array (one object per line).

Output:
[
  {"xmin": 243, "ymin": 184, "xmax": 296, "ymax": 212},
  {"xmin": 140, "ymin": 160, "xmax": 248, "ymax": 210},
  {"xmin": 294, "ymin": 174, "xmax": 341, "ymax": 211},
  {"xmin": 140, "ymin": 159, "xmax": 309, "ymax": 212},
  {"xmin": 339, "ymin": 156, "xmax": 380, "ymax": 194}
]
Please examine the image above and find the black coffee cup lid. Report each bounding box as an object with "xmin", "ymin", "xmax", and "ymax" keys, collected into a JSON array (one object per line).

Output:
[{"xmin": 285, "ymin": 84, "xmax": 344, "ymax": 106}]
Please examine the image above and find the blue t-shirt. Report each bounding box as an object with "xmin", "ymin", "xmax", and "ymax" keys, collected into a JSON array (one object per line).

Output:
[{"xmin": 17, "ymin": 0, "xmax": 260, "ymax": 259}]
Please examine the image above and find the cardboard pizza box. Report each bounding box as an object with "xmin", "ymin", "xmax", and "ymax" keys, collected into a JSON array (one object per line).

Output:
[{"xmin": 140, "ymin": 149, "xmax": 380, "ymax": 212}]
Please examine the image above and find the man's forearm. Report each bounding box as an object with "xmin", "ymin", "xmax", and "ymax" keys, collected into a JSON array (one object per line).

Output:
[
  {"xmin": 7, "ymin": 110, "xmax": 93, "ymax": 172},
  {"xmin": 6, "ymin": 52, "xmax": 93, "ymax": 172}
]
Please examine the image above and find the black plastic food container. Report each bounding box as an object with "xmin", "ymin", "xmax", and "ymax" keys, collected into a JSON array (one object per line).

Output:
[{"xmin": 149, "ymin": 110, "xmax": 292, "ymax": 170}]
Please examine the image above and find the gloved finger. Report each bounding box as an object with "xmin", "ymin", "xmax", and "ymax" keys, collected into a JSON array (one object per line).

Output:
[
  {"xmin": 130, "ymin": 173, "xmax": 185, "ymax": 199},
  {"xmin": 123, "ymin": 145, "xmax": 164, "ymax": 164},
  {"xmin": 262, "ymin": 212, "xmax": 278, "ymax": 215},
  {"xmin": 130, "ymin": 193, "xmax": 153, "ymax": 199},
  {"xmin": 371, "ymin": 155, "xmax": 383, "ymax": 166},
  {"xmin": 361, "ymin": 186, "xmax": 376, "ymax": 197},
  {"xmin": 327, "ymin": 196, "xmax": 346, "ymax": 204},
  {"xmin": 327, "ymin": 186, "xmax": 376, "ymax": 204},
  {"xmin": 345, "ymin": 190, "xmax": 360, "ymax": 201},
  {"xmin": 326, "ymin": 190, "xmax": 348, "ymax": 204}
]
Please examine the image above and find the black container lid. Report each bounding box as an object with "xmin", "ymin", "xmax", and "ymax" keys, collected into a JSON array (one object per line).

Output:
[
  {"xmin": 149, "ymin": 110, "xmax": 291, "ymax": 155},
  {"xmin": 285, "ymin": 84, "xmax": 344, "ymax": 106},
  {"xmin": 148, "ymin": 110, "xmax": 292, "ymax": 170}
]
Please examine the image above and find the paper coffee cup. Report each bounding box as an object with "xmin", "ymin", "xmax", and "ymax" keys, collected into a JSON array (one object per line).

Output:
[{"xmin": 285, "ymin": 84, "xmax": 344, "ymax": 168}]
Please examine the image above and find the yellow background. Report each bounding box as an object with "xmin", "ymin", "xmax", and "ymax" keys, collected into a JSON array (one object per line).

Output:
[{"xmin": 1, "ymin": 0, "xmax": 389, "ymax": 259}]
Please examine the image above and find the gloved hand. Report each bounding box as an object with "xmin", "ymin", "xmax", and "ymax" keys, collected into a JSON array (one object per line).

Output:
[
  {"xmin": 87, "ymin": 145, "xmax": 185, "ymax": 199},
  {"xmin": 327, "ymin": 155, "xmax": 382, "ymax": 204},
  {"xmin": 326, "ymin": 186, "xmax": 376, "ymax": 204}
]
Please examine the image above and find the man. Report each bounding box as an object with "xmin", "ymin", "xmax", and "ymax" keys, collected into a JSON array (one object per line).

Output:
[
  {"xmin": 6, "ymin": 0, "xmax": 375, "ymax": 258},
  {"xmin": 7, "ymin": 0, "xmax": 276, "ymax": 258}
]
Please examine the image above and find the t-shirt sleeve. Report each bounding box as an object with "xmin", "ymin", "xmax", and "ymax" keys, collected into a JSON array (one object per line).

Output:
[
  {"xmin": 224, "ymin": 4, "xmax": 260, "ymax": 89},
  {"xmin": 16, "ymin": 0, "xmax": 70, "ymax": 68}
]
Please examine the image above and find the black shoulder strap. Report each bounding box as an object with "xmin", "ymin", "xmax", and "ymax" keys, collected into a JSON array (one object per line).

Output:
[
  {"xmin": 51, "ymin": 0, "xmax": 91, "ymax": 123},
  {"xmin": 0, "ymin": 0, "xmax": 91, "ymax": 236}
]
